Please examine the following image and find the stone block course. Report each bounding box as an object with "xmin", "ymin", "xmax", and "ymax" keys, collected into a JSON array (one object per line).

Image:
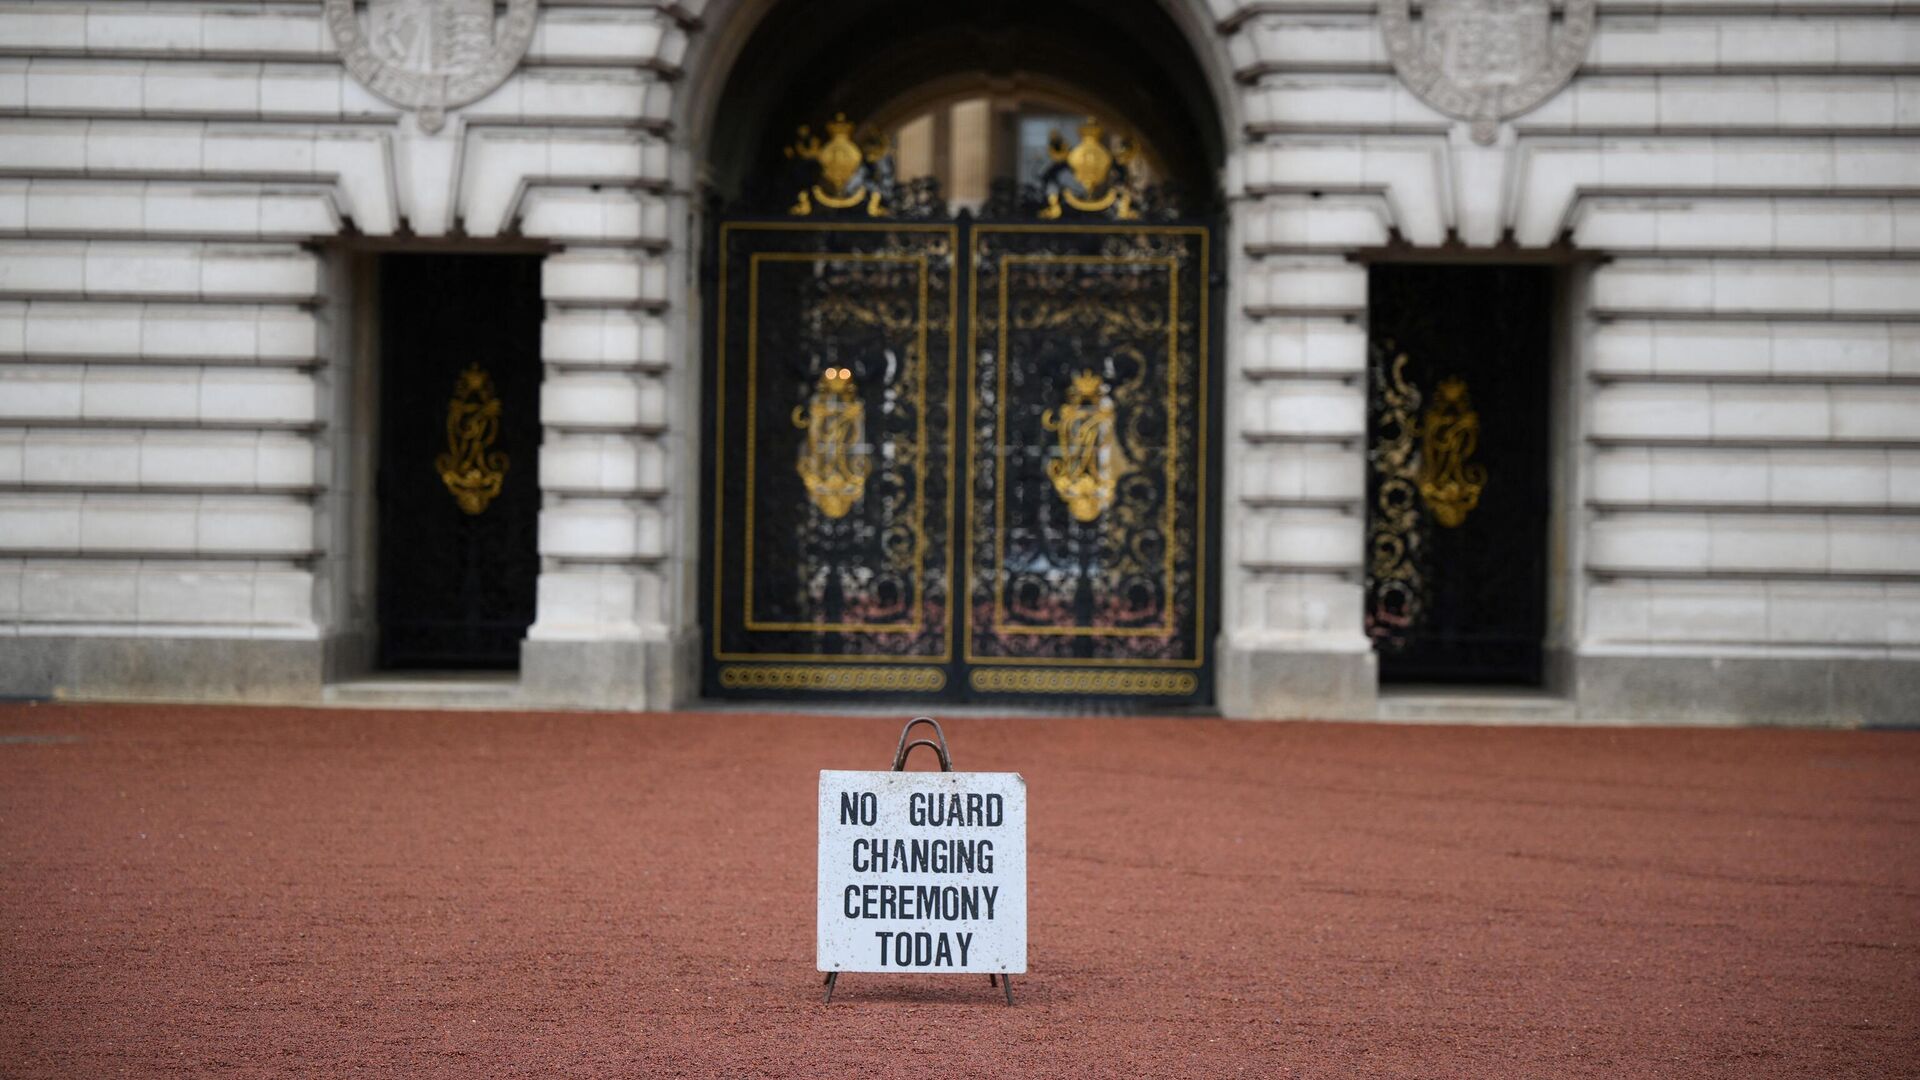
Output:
[
  {"xmin": 532, "ymin": 565, "xmax": 643, "ymax": 636},
  {"xmin": 542, "ymin": 309, "xmax": 669, "ymax": 368},
  {"xmin": 542, "ymin": 250, "xmax": 669, "ymax": 308},
  {"xmin": 1238, "ymin": 319, "xmax": 1367, "ymax": 375},
  {"xmin": 1239, "ymin": 507, "xmax": 1365, "ymax": 569},
  {"xmin": 520, "ymin": 188, "xmax": 670, "ymax": 245},
  {"xmin": 1237, "ymin": 444, "xmax": 1365, "ymax": 503},
  {"xmin": 1241, "ymin": 380, "xmax": 1367, "ymax": 440},
  {"xmin": 1242, "ymin": 258, "xmax": 1367, "ymax": 311},
  {"xmin": 539, "ymin": 434, "xmax": 665, "ymax": 496},
  {"xmin": 538, "ymin": 500, "xmax": 664, "ymax": 562}
]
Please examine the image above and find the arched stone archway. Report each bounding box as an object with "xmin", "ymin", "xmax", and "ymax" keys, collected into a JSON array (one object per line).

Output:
[
  {"xmin": 675, "ymin": 0, "xmax": 1243, "ymax": 197},
  {"xmin": 688, "ymin": 1, "xmax": 1230, "ymax": 209},
  {"xmin": 677, "ymin": 0, "xmax": 1241, "ymax": 707}
]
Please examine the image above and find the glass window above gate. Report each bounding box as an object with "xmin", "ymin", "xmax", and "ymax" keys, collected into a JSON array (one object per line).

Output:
[{"xmin": 877, "ymin": 83, "xmax": 1165, "ymax": 216}]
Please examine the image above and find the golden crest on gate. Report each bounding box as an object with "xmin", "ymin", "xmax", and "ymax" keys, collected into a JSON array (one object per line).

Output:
[
  {"xmin": 1041, "ymin": 369, "xmax": 1125, "ymax": 522},
  {"xmin": 1039, "ymin": 118, "xmax": 1139, "ymax": 220},
  {"xmin": 787, "ymin": 115, "xmax": 892, "ymax": 218},
  {"xmin": 792, "ymin": 366, "xmax": 871, "ymax": 518},
  {"xmin": 435, "ymin": 362, "xmax": 508, "ymax": 515},
  {"xmin": 1418, "ymin": 377, "xmax": 1486, "ymax": 527}
]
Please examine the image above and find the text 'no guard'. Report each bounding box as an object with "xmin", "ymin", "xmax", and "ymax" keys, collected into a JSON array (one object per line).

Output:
[{"xmin": 817, "ymin": 770, "xmax": 1027, "ymax": 975}]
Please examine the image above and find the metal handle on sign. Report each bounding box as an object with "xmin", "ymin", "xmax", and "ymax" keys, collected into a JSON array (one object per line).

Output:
[{"xmin": 891, "ymin": 715, "xmax": 953, "ymax": 772}]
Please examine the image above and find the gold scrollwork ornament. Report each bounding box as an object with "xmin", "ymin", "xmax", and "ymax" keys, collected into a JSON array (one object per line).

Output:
[
  {"xmin": 786, "ymin": 114, "xmax": 891, "ymax": 217},
  {"xmin": 1366, "ymin": 349, "xmax": 1424, "ymax": 641},
  {"xmin": 435, "ymin": 363, "xmax": 508, "ymax": 515},
  {"xmin": 1041, "ymin": 369, "xmax": 1126, "ymax": 523},
  {"xmin": 1417, "ymin": 377, "xmax": 1487, "ymax": 527},
  {"xmin": 1039, "ymin": 118, "xmax": 1138, "ymax": 220},
  {"xmin": 792, "ymin": 366, "xmax": 872, "ymax": 518}
]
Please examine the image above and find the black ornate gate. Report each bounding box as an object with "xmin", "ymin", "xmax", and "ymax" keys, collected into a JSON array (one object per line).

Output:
[
  {"xmin": 1364, "ymin": 264, "xmax": 1552, "ymax": 684},
  {"xmin": 376, "ymin": 254, "xmax": 543, "ymax": 669},
  {"xmin": 703, "ymin": 117, "xmax": 1217, "ymax": 704}
]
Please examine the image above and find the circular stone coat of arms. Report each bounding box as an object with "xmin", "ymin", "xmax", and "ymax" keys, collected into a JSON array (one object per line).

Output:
[
  {"xmin": 1381, "ymin": 0, "xmax": 1595, "ymax": 143},
  {"xmin": 326, "ymin": 0, "xmax": 537, "ymax": 132}
]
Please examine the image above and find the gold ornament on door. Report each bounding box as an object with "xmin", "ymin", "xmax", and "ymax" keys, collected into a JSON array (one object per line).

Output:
[
  {"xmin": 1417, "ymin": 377, "xmax": 1486, "ymax": 527},
  {"xmin": 792, "ymin": 366, "xmax": 871, "ymax": 518},
  {"xmin": 435, "ymin": 363, "xmax": 508, "ymax": 515}
]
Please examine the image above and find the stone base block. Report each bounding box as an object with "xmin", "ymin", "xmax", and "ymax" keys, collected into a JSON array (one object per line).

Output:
[
  {"xmin": 1215, "ymin": 639, "xmax": 1378, "ymax": 720},
  {"xmin": 0, "ymin": 634, "xmax": 324, "ymax": 703},
  {"xmin": 1574, "ymin": 653, "xmax": 1920, "ymax": 728},
  {"xmin": 520, "ymin": 633, "xmax": 699, "ymax": 712},
  {"xmin": 323, "ymin": 629, "xmax": 375, "ymax": 683},
  {"xmin": 645, "ymin": 629, "xmax": 700, "ymax": 710}
]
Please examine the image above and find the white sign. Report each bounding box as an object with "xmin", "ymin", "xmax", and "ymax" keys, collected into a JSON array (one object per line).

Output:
[{"xmin": 817, "ymin": 770, "xmax": 1027, "ymax": 974}]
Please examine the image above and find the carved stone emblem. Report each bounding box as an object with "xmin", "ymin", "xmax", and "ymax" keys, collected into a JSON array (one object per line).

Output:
[
  {"xmin": 1381, "ymin": 0, "xmax": 1594, "ymax": 143},
  {"xmin": 325, "ymin": 0, "xmax": 537, "ymax": 133}
]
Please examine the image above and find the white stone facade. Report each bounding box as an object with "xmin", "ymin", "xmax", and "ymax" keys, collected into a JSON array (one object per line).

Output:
[{"xmin": 0, "ymin": 0, "xmax": 1914, "ymax": 724}]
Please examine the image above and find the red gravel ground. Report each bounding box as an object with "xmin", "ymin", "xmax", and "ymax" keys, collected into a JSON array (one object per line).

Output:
[{"xmin": 1, "ymin": 703, "xmax": 1916, "ymax": 1078}]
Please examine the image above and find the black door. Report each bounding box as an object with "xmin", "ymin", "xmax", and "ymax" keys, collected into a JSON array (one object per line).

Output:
[
  {"xmin": 376, "ymin": 254, "xmax": 543, "ymax": 669},
  {"xmin": 702, "ymin": 218, "xmax": 1217, "ymax": 704},
  {"xmin": 1364, "ymin": 264, "xmax": 1552, "ymax": 684}
]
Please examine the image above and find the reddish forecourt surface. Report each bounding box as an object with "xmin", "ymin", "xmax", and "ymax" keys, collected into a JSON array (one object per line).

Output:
[{"xmin": 0, "ymin": 703, "xmax": 1916, "ymax": 1079}]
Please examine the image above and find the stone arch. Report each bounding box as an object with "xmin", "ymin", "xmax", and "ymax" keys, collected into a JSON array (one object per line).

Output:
[
  {"xmin": 671, "ymin": 0, "xmax": 1243, "ymax": 708},
  {"xmin": 675, "ymin": 0, "xmax": 1242, "ymax": 207}
]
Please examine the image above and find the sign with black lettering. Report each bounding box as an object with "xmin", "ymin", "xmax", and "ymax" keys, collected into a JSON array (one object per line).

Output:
[{"xmin": 817, "ymin": 770, "xmax": 1027, "ymax": 975}]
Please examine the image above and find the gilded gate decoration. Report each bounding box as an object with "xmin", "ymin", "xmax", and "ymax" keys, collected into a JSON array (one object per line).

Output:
[
  {"xmin": 792, "ymin": 366, "xmax": 871, "ymax": 517},
  {"xmin": 787, "ymin": 115, "xmax": 895, "ymax": 217},
  {"xmin": 435, "ymin": 363, "xmax": 508, "ymax": 515},
  {"xmin": 1041, "ymin": 370, "xmax": 1125, "ymax": 522},
  {"xmin": 1037, "ymin": 118, "xmax": 1140, "ymax": 221},
  {"xmin": 1365, "ymin": 265, "xmax": 1550, "ymax": 684}
]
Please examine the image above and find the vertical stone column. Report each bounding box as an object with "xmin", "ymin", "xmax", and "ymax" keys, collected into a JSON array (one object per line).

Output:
[
  {"xmin": 1214, "ymin": 152, "xmax": 1379, "ymax": 718},
  {"xmin": 519, "ymin": 243, "xmax": 681, "ymax": 709}
]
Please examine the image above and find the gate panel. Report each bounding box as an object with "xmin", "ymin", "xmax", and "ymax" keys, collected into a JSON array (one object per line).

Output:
[
  {"xmin": 963, "ymin": 225, "xmax": 1213, "ymax": 702},
  {"xmin": 706, "ymin": 222, "xmax": 960, "ymax": 698}
]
